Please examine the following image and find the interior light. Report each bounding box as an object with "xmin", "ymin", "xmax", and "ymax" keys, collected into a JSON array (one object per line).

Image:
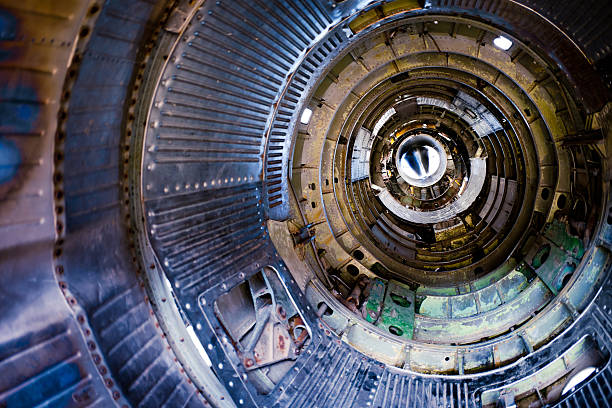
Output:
[
  {"xmin": 399, "ymin": 145, "xmax": 441, "ymax": 180},
  {"xmin": 493, "ymin": 36, "xmax": 513, "ymax": 51},
  {"xmin": 562, "ymin": 367, "xmax": 597, "ymax": 395},
  {"xmin": 300, "ymin": 108, "xmax": 313, "ymax": 124}
]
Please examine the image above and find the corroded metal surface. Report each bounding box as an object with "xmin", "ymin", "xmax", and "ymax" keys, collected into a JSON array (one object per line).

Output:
[{"xmin": 0, "ymin": 1, "xmax": 610, "ymax": 408}]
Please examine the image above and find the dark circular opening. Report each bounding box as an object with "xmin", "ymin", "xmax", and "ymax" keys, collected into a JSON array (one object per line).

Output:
[
  {"xmin": 390, "ymin": 293, "xmax": 411, "ymax": 307},
  {"xmin": 347, "ymin": 264, "xmax": 359, "ymax": 276},
  {"xmin": 389, "ymin": 326, "xmax": 403, "ymax": 336},
  {"xmin": 353, "ymin": 249, "xmax": 364, "ymax": 261},
  {"xmin": 561, "ymin": 272, "xmax": 573, "ymax": 289},
  {"xmin": 532, "ymin": 244, "xmax": 551, "ymax": 268},
  {"xmin": 541, "ymin": 188, "xmax": 550, "ymax": 200},
  {"xmin": 557, "ymin": 194, "xmax": 567, "ymax": 209}
]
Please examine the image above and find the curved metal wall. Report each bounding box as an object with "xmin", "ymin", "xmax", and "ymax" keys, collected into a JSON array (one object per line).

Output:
[{"xmin": 0, "ymin": 1, "xmax": 610, "ymax": 407}]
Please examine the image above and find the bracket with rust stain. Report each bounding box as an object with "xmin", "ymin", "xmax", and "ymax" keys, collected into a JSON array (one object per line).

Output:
[
  {"xmin": 241, "ymin": 272, "xmax": 298, "ymax": 371},
  {"xmin": 214, "ymin": 267, "xmax": 311, "ymax": 393}
]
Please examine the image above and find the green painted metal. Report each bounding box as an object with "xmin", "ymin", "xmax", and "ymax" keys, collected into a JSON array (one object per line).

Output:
[
  {"xmin": 531, "ymin": 244, "xmax": 574, "ymax": 295},
  {"xmin": 530, "ymin": 221, "xmax": 585, "ymax": 295},
  {"xmin": 363, "ymin": 278, "xmax": 387, "ymax": 323},
  {"xmin": 531, "ymin": 244, "xmax": 551, "ymax": 269},
  {"xmin": 413, "ymin": 280, "xmax": 552, "ymax": 344},
  {"xmin": 414, "ymin": 257, "xmax": 519, "ymax": 299},
  {"xmin": 418, "ymin": 295, "xmax": 450, "ymax": 318},
  {"xmin": 499, "ymin": 264, "xmax": 532, "ymax": 302},
  {"xmin": 543, "ymin": 219, "xmax": 585, "ymax": 258},
  {"xmin": 375, "ymin": 280, "xmax": 415, "ymax": 339},
  {"xmin": 471, "ymin": 258, "xmax": 518, "ymax": 291},
  {"xmin": 416, "ymin": 285, "xmax": 459, "ymax": 297},
  {"xmin": 476, "ymin": 285, "xmax": 502, "ymax": 312},
  {"xmin": 567, "ymin": 246, "xmax": 609, "ymax": 310},
  {"xmin": 450, "ymin": 293, "xmax": 478, "ymax": 318},
  {"xmin": 417, "ymin": 263, "xmax": 532, "ymax": 319}
]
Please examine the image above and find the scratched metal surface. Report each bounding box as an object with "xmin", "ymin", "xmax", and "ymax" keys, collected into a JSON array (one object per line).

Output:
[{"xmin": 0, "ymin": 1, "xmax": 610, "ymax": 408}]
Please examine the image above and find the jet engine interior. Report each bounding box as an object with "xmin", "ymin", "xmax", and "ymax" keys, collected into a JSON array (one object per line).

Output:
[{"xmin": 1, "ymin": 0, "xmax": 611, "ymax": 407}]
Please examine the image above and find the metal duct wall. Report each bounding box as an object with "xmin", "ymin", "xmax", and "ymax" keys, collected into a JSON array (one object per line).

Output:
[{"xmin": 0, "ymin": 1, "xmax": 610, "ymax": 407}]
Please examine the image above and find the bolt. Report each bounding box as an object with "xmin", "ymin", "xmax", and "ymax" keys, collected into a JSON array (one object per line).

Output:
[{"xmin": 244, "ymin": 358, "xmax": 254, "ymax": 368}]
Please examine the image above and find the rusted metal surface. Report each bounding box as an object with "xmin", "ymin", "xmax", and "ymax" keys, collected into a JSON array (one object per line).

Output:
[
  {"xmin": 214, "ymin": 268, "xmax": 310, "ymax": 394},
  {"xmin": 0, "ymin": 1, "xmax": 610, "ymax": 407},
  {"xmin": 428, "ymin": 0, "xmax": 611, "ymax": 112},
  {"xmin": 363, "ymin": 277, "xmax": 386, "ymax": 322},
  {"xmin": 280, "ymin": 3, "xmax": 608, "ymax": 381},
  {"xmin": 296, "ymin": 18, "xmax": 563, "ymax": 286}
]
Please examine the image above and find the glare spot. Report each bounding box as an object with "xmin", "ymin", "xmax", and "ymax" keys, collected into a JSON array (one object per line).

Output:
[
  {"xmin": 300, "ymin": 108, "xmax": 312, "ymax": 124},
  {"xmin": 400, "ymin": 145, "xmax": 441, "ymax": 180},
  {"xmin": 186, "ymin": 325, "xmax": 212, "ymax": 367},
  {"xmin": 372, "ymin": 107, "xmax": 396, "ymax": 137},
  {"xmin": 562, "ymin": 367, "xmax": 597, "ymax": 395},
  {"xmin": 493, "ymin": 36, "xmax": 513, "ymax": 51}
]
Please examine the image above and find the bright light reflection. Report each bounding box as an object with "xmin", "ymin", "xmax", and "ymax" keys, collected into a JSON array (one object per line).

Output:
[
  {"xmin": 562, "ymin": 367, "xmax": 597, "ymax": 395},
  {"xmin": 186, "ymin": 325, "xmax": 213, "ymax": 367},
  {"xmin": 493, "ymin": 35, "xmax": 513, "ymax": 50},
  {"xmin": 372, "ymin": 107, "xmax": 396, "ymax": 137},
  {"xmin": 300, "ymin": 108, "xmax": 312, "ymax": 124},
  {"xmin": 399, "ymin": 145, "xmax": 440, "ymax": 180}
]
